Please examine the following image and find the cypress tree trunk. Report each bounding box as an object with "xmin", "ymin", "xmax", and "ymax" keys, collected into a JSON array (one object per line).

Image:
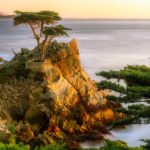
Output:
[{"xmin": 40, "ymin": 36, "xmax": 49, "ymax": 61}]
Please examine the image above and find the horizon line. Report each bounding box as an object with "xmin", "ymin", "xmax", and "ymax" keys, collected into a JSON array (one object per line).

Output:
[
  {"xmin": 63, "ymin": 17, "xmax": 150, "ymax": 20},
  {"xmin": 2, "ymin": 16, "xmax": 150, "ymax": 20}
]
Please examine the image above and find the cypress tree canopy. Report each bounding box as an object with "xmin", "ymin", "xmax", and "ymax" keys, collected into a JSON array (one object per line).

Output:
[
  {"xmin": 43, "ymin": 25, "xmax": 70, "ymax": 37},
  {"xmin": 14, "ymin": 10, "xmax": 61, "ymax": 25},
  {"xmin": 13, "ymin": 10, "xmax": 70, "ymax": 61}
]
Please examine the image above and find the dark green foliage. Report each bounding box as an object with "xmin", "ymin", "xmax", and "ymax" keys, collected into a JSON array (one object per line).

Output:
[
  {"xmin": 114, "ymin": 104, "xmax": 150, "ymax": 125},
  {"xmin": 0, "ymin": 142, "xmax": 66, "ymax": 150},
  {"xmin": 0, "ymin": 48, "xmax": 31, "ymax": 82},
  {"xmin": 0, "ymin": 140, "xmax": 144, "ymax": 150},
  {"xmin": 111, "ymin": 117, "xmax": 134, "ymax": 127},
  {"xmin": 97, "ymin": 65, "xmax": 150, "ymax": 86},
  {"xmin": 98, "ymin": 81, "xmax": 150, "ymax": 99},
  {"xmin": 127, "ymin": 86, "xmax": 150, "ymax": 98},
  {"xmin": 97, "ymin": 65, "xmax": 150, "ymax": 127},
  {"xmin": 106, "ymin": 94, "xmax": 140, "ymax": 103},
  {"xmin": 141, "ymin": 139, "xmax": 150, "ymax": 150},
  {"xmin": 106, "ymin": 95, "xmax": 119, "ymax": 101},
  {"xmin": 47, "ymin": 41, "xmax": 68, "ymax": 54},
  {"xmin": 0, "ymin": 140, "xmax": 145, "ymax": 150},
  {"xmin": 14, "ymin": 11, "xmax": 61, "ymax": 25},
  {"xmin": 99, "ymin": 140, "xmax": 143, "ymax": 150},
  {"xmin": 35, "ymin": 142, "xmax": 67, "ymax": 150},
  {"xmin": 124, "ymin": 65, "xmax": 150, "ymax": 72},
  {"xmin": 0, "ymin": 143, "xmax": 30, "ymax": 150},
  {"xmin": 115, "ymin": 108, "xmax": 129, "ymax": 114},
  {"xmin": 7, "ymin": 124, "xmax": 16, "ymax": 134},
  {"xmin": 99, "ymin": 69, "xmax": 150, "ymax": 86},
  {"xmin": 97, "ymin": 80, "xmax": 126, "ymax": 93},
  {"xmin": 123, "ymin": 104, "xmax": 150, "ymax": 119},
  {"xmin": 128, "ymin": 104, "xmax": 145, "ymax": 110},
  {"xmin": 96, "ymin": 70, "xmax": 121, "ymax": 79},
  {"xmin": 136, "ymin": 106, "xmax": 150, "ymax": 118},
  {"xmin": 81, "ymin": 140, "xmax": 143, "ymax": 150},
  {"xmin": 14, "ymin": 10, "xmax": 70, "ymax": 61},
  {"xmin": 97, "ymin": 65, "xmax": 150, "ymax": 103},
  {"xmin": 43, "ymin": 25, "xmax": 70, "ymax": 37}
]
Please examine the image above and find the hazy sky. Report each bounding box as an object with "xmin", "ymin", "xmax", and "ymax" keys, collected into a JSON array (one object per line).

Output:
[{"xmin": 1, "ymin": 0, "xmax": 150, "ymax": 18}]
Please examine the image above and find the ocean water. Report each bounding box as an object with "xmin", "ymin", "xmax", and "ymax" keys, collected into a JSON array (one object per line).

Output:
[
  {"xmin": 1, "ymin": 18, "xmax": 150, "ymax": 147},
  {"xmin": 1, "ymin": 19, "xmax": 150, "ymax": 79}
]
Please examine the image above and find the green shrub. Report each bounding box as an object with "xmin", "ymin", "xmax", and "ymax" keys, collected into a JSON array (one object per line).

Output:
[
  {"xmin": 47, "ymin": 41, "xmax": 68, "ymax": 55},
  {"xmin": 127, "ymin": 86, "xmax": 150, "ymax": 98},
  {"xmin": 0, "ymin": 142, "xmax": 66, "ymax": 150},
  {"xmin": 141, "ymin": 139, "xmax": 150, "ymax": 150},
  {"xmin": 124, "ymin": 65, "xmax": 150, "ymax": 72},
  {"xmin": 97, "ymin": 65, "xmax": 150, "ymax": 104},
  {"xmin": 0, "ymin": 143, "xmax": 30, "ymax": 150},
  {"xmin": 97, "ymin": 81, "xmax": 126, "ymax": 93},
  {"xmin": 99, "ymin": 140, "xmax": 143, "ymax": 150},
  {"xmin": 97, "ymin": 66, "xmax": 150, "ymax": 86},
  {"xmin": 35, "ymin": 142, "xmax": 67, "ymax": 150},
  {"xmin": 111, "ymin": 117, "xmax": 134, "ymax": 127},
  {"xmin": 0, "ymin": 48, "xmax": 31, "ymax": 83},
  {"xmin": 7, "ymin": 124, "xmax": 16, "ymax": 134},
  {"xmin": 106, "ymin": 94, "xmax": 140, "ymax": 103}
]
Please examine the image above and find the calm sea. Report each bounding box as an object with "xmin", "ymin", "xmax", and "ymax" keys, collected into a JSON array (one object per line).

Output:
[
  {"xmin": 1, "ymin": 18, "xmax": 150, "ymax": 146},
  {"xmin": 1, "ymin": 18, "xmax": 150, "ymax": 80}
]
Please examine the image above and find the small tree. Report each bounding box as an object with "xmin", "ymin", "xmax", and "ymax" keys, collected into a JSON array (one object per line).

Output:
[{"xmin": 14, "ymin": 11, "xmax": 70, "ymax": 61}]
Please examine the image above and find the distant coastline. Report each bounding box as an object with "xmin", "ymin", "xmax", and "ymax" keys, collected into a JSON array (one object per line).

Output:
[
  {"xmin": 0, "ymin": 11, "xmax": 14, "ymax": 18},
  {"xmin": 0, "ymin": 15, "xmax": 14, "ymax": 18}
]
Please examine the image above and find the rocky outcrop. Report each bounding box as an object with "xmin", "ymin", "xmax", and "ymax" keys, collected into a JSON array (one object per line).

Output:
[
  {"xmin": 48, "ymin": 39, "xmax": 105, "ymax": 110},
  {"xmin": 24, "ymin": 39, "xmax": 121, "ymax": 144},
  {"xmin": 0, "ymin": 39, "xmax": 122, "ymax": 147}
]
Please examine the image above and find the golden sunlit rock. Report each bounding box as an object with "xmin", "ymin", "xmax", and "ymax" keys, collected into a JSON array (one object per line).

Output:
[{"xmin": 0, "ymin": 39, "xmax": 122, "ymax": 145}]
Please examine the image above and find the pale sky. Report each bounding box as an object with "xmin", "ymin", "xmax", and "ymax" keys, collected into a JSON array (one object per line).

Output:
[{"xmin": 1, "ymin": 0, "xmax": 150, "ymax": 18}]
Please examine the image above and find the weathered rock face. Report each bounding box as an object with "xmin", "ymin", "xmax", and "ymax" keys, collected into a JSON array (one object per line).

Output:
[
  {"xmin": 24, "ymin": 39, "xmax": 121, "ymax": 144},
  {"xmin": 48, "ymin": 39, "xmax": 104, "ymax": 110},
  {"xmin": 25, "ymin": 60, "xmax": 80, "ymax": 132},
  {"xmin": 0, "ymin": 39, "xmax": 122, "ymax": 146},
  {"xmin": 26, "ymin": 39, "xmax": 105, "ymax": 115},
  {"xmin": 26, "ymin": 60, "xmax": 79, "ymax": 111}
]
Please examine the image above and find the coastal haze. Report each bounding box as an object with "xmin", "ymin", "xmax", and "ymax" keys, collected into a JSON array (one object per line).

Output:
[
  {"xmin": 0, "ymin": 18, "xmax": 150, "ymax": 80},
  {"xmin": 1, "ymin": 0, "xmax": 150, "ymax": 18}
]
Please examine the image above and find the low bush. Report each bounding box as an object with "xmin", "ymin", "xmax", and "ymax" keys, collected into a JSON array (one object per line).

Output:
[
  {"xmin": 0, "ymin": 143, "xmax": 30, "ymax": 150},
  {"xmin": 141, "ymin": 139, "xmax": 150, "ymax": 150},
  {"xmin": 111, "ymin": 117, "xmax": 134, "ymax": 127},
  {"xmin": 100, "ymin": 140, "xmax": 143, "ymax": 150},
  {"xmin": 97, "ymin": 81, "xmax": 126, "ymax": 93},
  {"xmin": 35, "ymin": 142, "xmax": 67, "ymax": 150}
]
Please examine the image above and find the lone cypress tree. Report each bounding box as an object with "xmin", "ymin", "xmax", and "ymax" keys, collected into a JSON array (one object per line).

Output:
[{"xmin": 14, "ymin": 11, "xmax": 70, "ymax": 60}]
